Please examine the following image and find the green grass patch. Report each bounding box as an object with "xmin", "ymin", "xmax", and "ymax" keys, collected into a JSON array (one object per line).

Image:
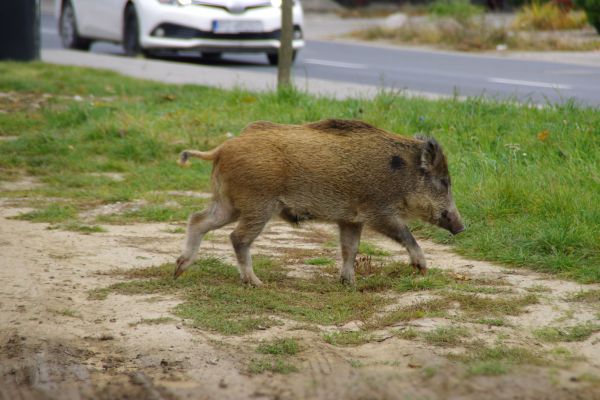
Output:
[
  {"xmin": 397, "ymin": 327, "xmax": 419, "ymax": 340},
  {"xmin": 567, "ymin": 290, "xmax": 600, "ymax": 303},
  {"xmin": 476, "ymin": 318, "xmax": 507, "ymax": 327},
  {"xmin": 358, "ymin": 242, "xmax": 391, "ymax": 257},
  {"xmin": 444, "ymin": 292, "xmax": 539, "ymax": 319},
  {"xmin": 525, "ymin": 284, "xmax": 552, "ymax": 293},
  {"xmin": 248, "ymin": 357, "xmax": 299, "ymax": 375},
  {"xmin": 367, "ymin": 298, "xmax": 449, "ymax": 329},
  {"xmin": 533, "ymin": 323, "xmax": 600, "ymax": 342},
  {"xmin": 323, "ymin": 331, "xmax": 373, "ymax": 346},
  {"xmin": 457, "ymin": 344, "xmax": 545, "ymax": 376},
  {"xmin": 357, "ymin": 265, "xmax": 451, "ymax": 293},
  {"xmin": 94, "ymin": 257, "xmax": 389, "ymax": 335},
  {"xmin": 256, "ymin": 338, "xmax": 300, "ymax": 355},
  {"xmin": 422, "ymin": 325, "xmax": 470, "ymax": 347},
  {"xmin": 2, "ymin": 62, "xmax": 600, "ymax": 282},
  {"xmin": 305, "ymin": 257, "xmax": 335, "ymax": 266},
  {"xmin": 50, "ymin": 221, "xmax": 107, "ymax": 234},
  {"xmin": 15, "ymin": 204, "xmax": 77, "ymax": 223}
]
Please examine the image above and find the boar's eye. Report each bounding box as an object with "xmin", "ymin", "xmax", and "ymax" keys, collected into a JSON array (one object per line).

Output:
[{"xmin": 440, "ymin": 178, "xmax": 450, "ymax": 190}]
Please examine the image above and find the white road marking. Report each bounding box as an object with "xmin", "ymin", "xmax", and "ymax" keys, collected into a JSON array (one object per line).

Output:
[
  {"xmin": 488, "ymin": 77, "xmax": 571, "ymax": 90},
  {"xmin": 304, "ymin": 58, "xmax": 368, "ymax": 70}
]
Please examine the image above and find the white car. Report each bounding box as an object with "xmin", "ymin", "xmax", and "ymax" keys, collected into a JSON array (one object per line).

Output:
[{"xmin": 56, "ymin": 0, "xmax": 305, "ymax": 64}]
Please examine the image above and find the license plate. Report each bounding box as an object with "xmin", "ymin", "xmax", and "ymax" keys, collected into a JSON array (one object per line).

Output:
[{"xmin": 212, "ymin": 20, "xmax": 263, "ymax": 34}]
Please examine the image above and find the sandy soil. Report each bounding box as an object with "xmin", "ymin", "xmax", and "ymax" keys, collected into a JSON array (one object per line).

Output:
[{"xmin": 1, "ymin": 184, "xmax": 600, "ymax": 400}]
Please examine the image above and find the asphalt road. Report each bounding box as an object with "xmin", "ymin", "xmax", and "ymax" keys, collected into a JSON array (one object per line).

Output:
[{"xmin": 42, "ymin": 13, "xmax": 600, "ymax": 106}]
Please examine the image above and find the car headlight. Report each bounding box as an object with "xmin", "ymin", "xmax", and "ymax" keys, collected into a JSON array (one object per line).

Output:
[{"xmin": 157, "ymin": 0, "xmax": 192, "ymax": 6}]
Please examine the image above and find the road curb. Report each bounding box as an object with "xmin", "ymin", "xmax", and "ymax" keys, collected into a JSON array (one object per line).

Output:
[{"xmin": 41, "ymin": 49, "xmax": 447, "ymax": 101}]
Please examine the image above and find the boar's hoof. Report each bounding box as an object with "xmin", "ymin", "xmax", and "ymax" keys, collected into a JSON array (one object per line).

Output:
[
  {"xmin": 411, "ymin": 261, "xmax": 428, "ymax": 276},
  {"xmin": 176, "ymin": 255, "xmax": 188, "ymax": 268},
  {"xmin": 174, "ymin": 255, "xmax": 191, "ymax": 279},
  {"xmin": 242, "ymin": 275, "xmax": 264, "ymax": 287},
  {"xmin": 339, "ymin": 275, "xmax": 356, "ymax": 286}
]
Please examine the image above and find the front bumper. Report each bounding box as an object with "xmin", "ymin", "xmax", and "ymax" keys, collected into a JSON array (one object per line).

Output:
[{"xmin": 137, "ymin": 0, "xmax": 305, "ymax": 52}]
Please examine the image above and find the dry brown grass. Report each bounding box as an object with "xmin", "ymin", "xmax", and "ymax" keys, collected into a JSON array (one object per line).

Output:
[
  {"xmin": 351, "ymin": 15, "xmax": 600, "ymax": 51},
  {"xmin": 513, "ymin": 2, "xmax": 588, "ymax": 31}
]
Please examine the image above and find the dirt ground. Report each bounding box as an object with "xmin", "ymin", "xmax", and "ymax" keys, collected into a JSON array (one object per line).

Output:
[{"xmin": 1, "ymin": 181, "xmax": 600, "ymax": 400}]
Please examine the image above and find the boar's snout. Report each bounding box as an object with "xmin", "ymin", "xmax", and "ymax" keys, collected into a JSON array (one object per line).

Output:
[{"xmin": 438, "ymin": 209, "xmax": 465, "ymax": 235}]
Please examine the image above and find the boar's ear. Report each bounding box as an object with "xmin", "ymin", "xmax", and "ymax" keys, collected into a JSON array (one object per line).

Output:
[{"xmin": 416, "ymin": 136, "xmax": 442, "ymax": 173}]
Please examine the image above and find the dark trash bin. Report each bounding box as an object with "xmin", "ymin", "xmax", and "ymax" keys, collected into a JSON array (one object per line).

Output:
[{"xmin": 0, "ymin": 0, "xmax": 40, "ymax": 61}]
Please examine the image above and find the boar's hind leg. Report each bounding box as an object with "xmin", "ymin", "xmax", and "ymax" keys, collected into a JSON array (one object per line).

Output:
[
  {"xmin": 230, "ymin": 211, "xmax": 273, "ymax": 286},
  {"xmin": 175, "ymin": 202, "xmax": 236, "ymax": 278},
  {"xmin": 372, "ymin": 218, "xmax": 427, "ymax": 274},
  {"xmin": 338, "ymin": 222, "xmax": 363, "ymax": 285}
]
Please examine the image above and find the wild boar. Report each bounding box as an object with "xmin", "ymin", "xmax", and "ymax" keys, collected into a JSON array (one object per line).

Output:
[{"xmin": 175, "ymin": 119, "xmax": 464, "ymax": 286}]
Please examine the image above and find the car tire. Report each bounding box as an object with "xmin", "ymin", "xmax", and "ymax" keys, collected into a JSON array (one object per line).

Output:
[
  {"xmin": 59, "ymin": 0, "xmax": 91, "ymax": 50},
  {"xmin": 123, "ymin": 5, "xmax": 144, "ymax": 57},
  {"xmin": 267, "ymin": 51, "xmax": 297, "ymax": 66},
  {"xmin": 202, "ymin": 52, "xmax": 222, "ymax": 61}
]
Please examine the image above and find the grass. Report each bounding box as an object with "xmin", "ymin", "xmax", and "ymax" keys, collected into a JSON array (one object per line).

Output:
[
  {"xmin": 351, "ymin": 2, "xmax": 600, "ymax": 52},
  {"xmin": 51, "ymin": 308, "xmax": 81, "ymax": 318},
  {"xmin": 15, "ymin": 204, "xmax": 77, "ymax": 223},
  {"xmin": 525, "ymin": 284, "xmax": 552, "ymax": 293},
  {"xmin": 305, "ymin": 257, "xmax": 335, "ymax": 266},
  {"xmin": 367, "ymin": 298, "xmax": 449, "ymax": 329},
  {"xmin": 128, "ymin": 317, "xmax": 175, "ymax": 327},
  {"xmin": 476, "ymin": 318, "xmax": 507, "ymax": 327},
  {"xmin": 91, "ymin": 256, "xmax": 533, "ymax": 335},
  {"xmin": 256, "ymin": 338, "xmax": 300, "ymax": 355},
  {"xmin": 248, "ymin": 358, "xmax": 298, "ymax": 374},
  {"xmin": 422, "ymin": 325, "xmax": 470, "ymax": 347},
  {"xmin": 95, "ymin": 257, "xmax": 390, "ymax": 335},
  {"xmin": 50, "ymin": 221, "xmax": 107, "ymax": 233},
  {"xmin": 444, "ymin": 292, "xmax": 539, "ymax": 319},
  {"xmin": 250, "ymin": 338, "xmax": 301, "ymax": 374},
  {"xmin": 457, "ymin": 344, "xmax": 545, "ymax": 376},
  {"xmin": 513, "ymin": 1, "xmax": 588, "ymax": 31},
  {"xmin": 323, "ymin": 331, "xmax": 373, "ymax": 346},
  {"xmin": 567, "ymin": 289, "xmax": 600, "ymax": 303},
  {"xmin": 358, "ymin": 242, "xmax": 391, "ymax": 257},
  {"xmin": 533, "ymin": 323, "xmax": 600, "ymax": 342},
  {"xmin": 1, "ymin": 63, "xmax": 600, "ymax": 283},
  {"xmin": 427, "ymin": 0, "xmax": 483, "ymax": 24}
]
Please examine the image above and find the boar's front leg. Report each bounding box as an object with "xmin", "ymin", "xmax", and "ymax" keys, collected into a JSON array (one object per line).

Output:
[
  {"xmin": 338, "ymin": 221, "xmax": 363, "ymax": 285},
  {"xmin": 372, "ymin": 217, "xmax": 427, "ymax": 274}
]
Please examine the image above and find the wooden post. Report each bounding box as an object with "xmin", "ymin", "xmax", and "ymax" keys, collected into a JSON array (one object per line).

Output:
[{"xmin": 277, "ymin": 0, "xmax": 293, "ymax": 89}]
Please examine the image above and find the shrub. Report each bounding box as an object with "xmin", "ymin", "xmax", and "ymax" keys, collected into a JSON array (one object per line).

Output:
[
  {"xmin": 575, "ymin": 0, "xmax": 600, "ymax": 33},
  {"xmin": 513, "ymin": 1, "xmax": 588, "ymax": 30},
  {"xmin": 427, "ymin": 0, "xmax": 484, "ymax": 24}
]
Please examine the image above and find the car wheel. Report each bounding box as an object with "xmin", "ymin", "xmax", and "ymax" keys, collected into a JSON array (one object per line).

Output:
[
  {"xmin": 267, "ymin": 51, "xmax": 297, "ymax": 66},
  {"xmin": 202, "ymin": 52, "xmax": 222, "ymax": 61},
  {"xmin": 123, "ymin": 5, "xmax": 143, "ymax": 57},
  {"xmin": 59, "ymin": 0, "xmax": 91, "ymax": 50}
]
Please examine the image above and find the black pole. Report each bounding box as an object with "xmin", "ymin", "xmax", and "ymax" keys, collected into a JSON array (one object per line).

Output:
[{"xmin": 0, "ymin": 0, "xmax": 40, "ymax": 61}]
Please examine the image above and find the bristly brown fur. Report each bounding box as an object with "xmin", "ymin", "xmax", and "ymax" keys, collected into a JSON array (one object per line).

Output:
[{"xmin": 174, "ymin": 118, "xmax": 463, "ymax": 286}]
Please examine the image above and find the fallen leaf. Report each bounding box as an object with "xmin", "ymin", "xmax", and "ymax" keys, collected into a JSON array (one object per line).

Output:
[
  {"xmin": 537, "ymin": 130, "xmax": 549, "ymax": 141},
  {"xmin": 452, "ymin": 273, "xmax": 470, "ymax": 281}
]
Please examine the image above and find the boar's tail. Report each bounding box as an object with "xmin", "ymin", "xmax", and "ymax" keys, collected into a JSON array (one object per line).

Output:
[{"xmin": 178, "ymin": 146, "xmax": 221, "ymax": 166}]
